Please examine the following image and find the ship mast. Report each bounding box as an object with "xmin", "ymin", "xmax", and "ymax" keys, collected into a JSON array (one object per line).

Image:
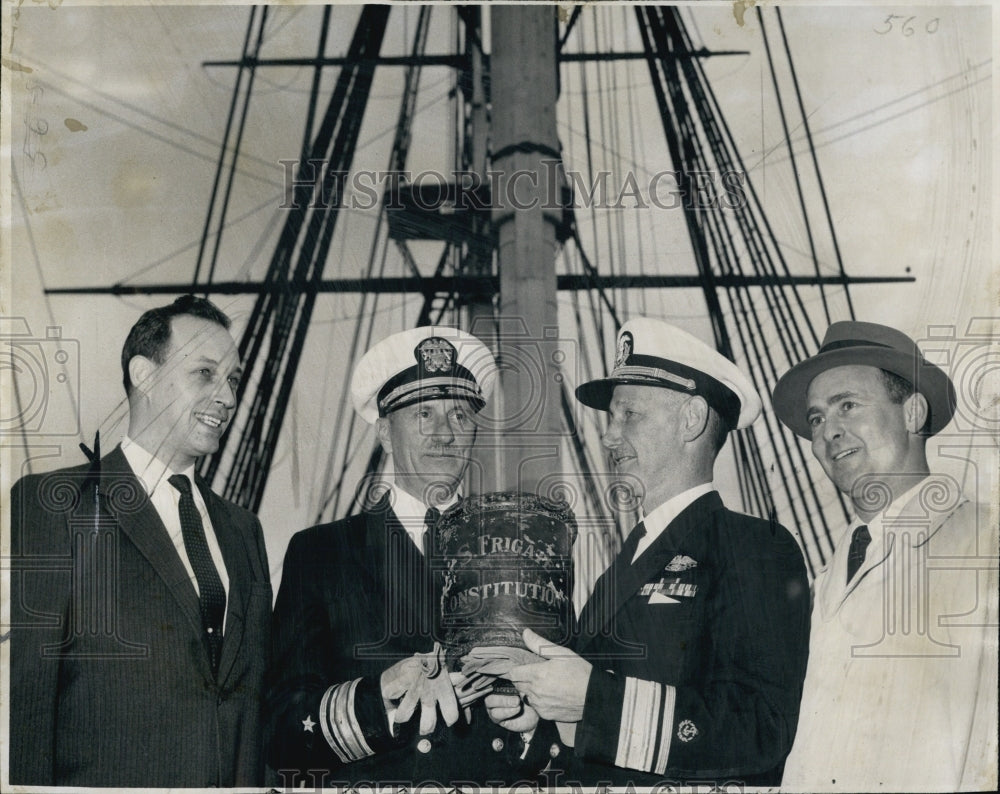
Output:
[
  {"xmin": 488, "ymin": 6, "xmax": 562, "ymax": 494},
  {"xmin": 45, "ymin": 5, "xmax": 915, "ymax": 576}
]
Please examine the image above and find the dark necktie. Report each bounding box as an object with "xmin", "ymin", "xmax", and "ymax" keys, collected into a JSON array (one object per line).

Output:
[
  {"xmin": 169, "ymin": 474, "xmax": 226, "ymax": 676},
  {"xmin": 620, "ymin": 520, "xmax": 648, "ymax": 564},
  {"xmin": 422, "ymin": 506, "xmax": 441, "ymax": 558},
  {"xmin": 846, "ymin": 524, "xmax": 872, "ymax": 585}
]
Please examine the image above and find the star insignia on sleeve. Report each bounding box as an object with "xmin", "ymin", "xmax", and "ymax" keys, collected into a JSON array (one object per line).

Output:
[{"xmin": 302, "ymin": 714, "xmax": 316, "ymax": 733}]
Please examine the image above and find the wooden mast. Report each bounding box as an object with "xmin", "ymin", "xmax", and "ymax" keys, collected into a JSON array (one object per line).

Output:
[{"xmin": 487, "ymin": 6, "xmax": 562, "ymax": 494}]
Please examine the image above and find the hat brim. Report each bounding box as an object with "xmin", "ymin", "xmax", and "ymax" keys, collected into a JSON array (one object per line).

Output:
[
  {"xmin": 384, "ymin": 390, "xmax": 485, "ymax": 418},
  {"xmin": 575, "ymin": 376, "xmax": 723, "ymax": 413},
  {"xmin": 576, "ymin": 376, "xmax": 758, "ymax": 429},
  {"xmin": 772, "ymin": 347, "xmax": 956, "ymax": 439},
  {"xmin": 575, "ymin": 377, "xmax": 645, "ymax": 411}
]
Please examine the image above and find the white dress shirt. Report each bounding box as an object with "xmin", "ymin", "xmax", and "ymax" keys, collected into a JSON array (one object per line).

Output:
[
  {"xmin": 388, "ymin": 482, "xmax": 458, "ymax": 555},
  {"xmin": 632, "ymin": 482, "xmax": 715, "ymax": 563},
  {"xmin": 121, "ymin": 437, "xmax": 230, "ymax": 623}
]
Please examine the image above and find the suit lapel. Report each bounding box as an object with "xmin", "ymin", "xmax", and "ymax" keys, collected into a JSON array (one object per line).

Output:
[
  {"xmin": 577, "ymin": 492, "xmax": 719, "ymax": 653},
  {"xmin": 390, "ymin": 507, "xmax": 434, "ymax": 645},
  {"xmin": 102, "ymin": 448, "xmax": 206, "ymax": 648},
  {"xmin": 365, "ymin": 504, "xmax": 433, "ymax": 653},
  {"xmin": 362, "ymin": 503, "xmax": 389, "ymax": 588},
  {"xmin": 820, "ymin": 488, "xmax": 970, "ymax": 617}
]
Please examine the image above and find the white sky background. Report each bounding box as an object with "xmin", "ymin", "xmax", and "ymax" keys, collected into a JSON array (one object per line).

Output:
[{"xmin": 1, "ymin": 2, "xmax": 996, "ymax": 585}]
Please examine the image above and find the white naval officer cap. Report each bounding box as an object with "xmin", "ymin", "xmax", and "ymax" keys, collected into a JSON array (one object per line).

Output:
[
  {"xmin": 575, "ymin": 317, "xmax": 762, "ymax": 430},
  {"xmin": 350, "ymin": 326, "xmax": 498, "ymax": 425}
]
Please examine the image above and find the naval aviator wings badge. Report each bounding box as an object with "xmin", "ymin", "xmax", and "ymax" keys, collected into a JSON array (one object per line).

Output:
[
  {"xmin": 665, "ymin": 554, "xmax": 697, "ymax": 572},
  {"xmin": 641, "ymin": 554, "xmax": 701, "ymax": 602}
]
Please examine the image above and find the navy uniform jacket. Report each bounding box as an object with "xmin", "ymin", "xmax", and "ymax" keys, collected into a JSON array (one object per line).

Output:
[
  {"xmin": 265, "ymin": 500, "xmax": 562, "ymax": 787},
  {"xmin": 569, "ymin": 491, "xmax": 810, "ymax": 786},
  {"xmin": 9, "ymin": 446, "xmax": 272, "ymax": 787}
]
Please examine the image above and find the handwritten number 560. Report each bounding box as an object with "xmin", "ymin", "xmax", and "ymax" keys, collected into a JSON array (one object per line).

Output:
[{"xmin": 875, "ymin": 15, "xmax": 940, "ymax": 36}]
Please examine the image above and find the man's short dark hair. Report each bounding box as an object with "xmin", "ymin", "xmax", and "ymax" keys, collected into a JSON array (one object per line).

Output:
[
  {"xmin": 878, "ymin": 368, "xmax": 931, "ymax": 434},
  {"xmin": 121, "ymin": 295, "xmax": 231, "ymax": 395}
]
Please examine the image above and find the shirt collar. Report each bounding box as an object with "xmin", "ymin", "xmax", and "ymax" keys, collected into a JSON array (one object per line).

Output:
[
  {"xmin": 640, "ymin": 482, "xmax": 715, "ymax": 543},
  {"xmin": 820, "ymin": 477, "xmax": 940, "ymax": 616},
  {"xmin": 388, "ymin": 481, "xmax": 459, "ymax": 537},
  {"xmin": 859, "ymin": 475, "xmax": 958, "ymax": 548},
  {"xmin": 121, "ymin": 436, "xmax": 197, "ymax": 496}
]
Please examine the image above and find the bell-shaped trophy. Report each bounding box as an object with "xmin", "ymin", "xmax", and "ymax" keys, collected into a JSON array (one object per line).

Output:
[{"xmin": 434, "ymin": 491, "xmax": 577, "ymax": 686}]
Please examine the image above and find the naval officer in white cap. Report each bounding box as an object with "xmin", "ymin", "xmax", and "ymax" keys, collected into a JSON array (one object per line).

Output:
[
  {"xmin": 487, "ymin": 317, "xmax": 811, "ymax": 787},
  {"xmin": 265, "ymin": 326, "xmax": 562, "ymax": 785}
]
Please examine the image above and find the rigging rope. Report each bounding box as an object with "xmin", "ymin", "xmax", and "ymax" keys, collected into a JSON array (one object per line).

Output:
[
  {"xmin": 623, "ymin": 4, "xmax": 649, "ymax": 318},
  {"xmin": 195, "ymin": 7, "xmax": 266, "ymax": 288},
  {"xmin": 323, "ymin": 6, "xmax": 434, "ymax": 521},
  {"xmin": 634, "ymin": 5, "xmax": 851, "ymax": 570},
  {"xmin": 757, "ymin": 8, "xmax": 831, "ymax": 326},
  {"xmin": 575, "ymin": 26, "xmax": 614, "ymax": 357},
  {"xmin": 774, "ymin": 6, "xmax": 855, "ymax": 320}
]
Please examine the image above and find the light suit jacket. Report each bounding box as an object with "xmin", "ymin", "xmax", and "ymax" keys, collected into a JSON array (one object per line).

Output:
[{"xmin": 782, "ymin": 479, "xmax": 999, "ymax": 792}]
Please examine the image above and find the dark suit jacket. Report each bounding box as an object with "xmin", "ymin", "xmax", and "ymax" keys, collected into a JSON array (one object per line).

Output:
[
  {"xmin": 570, "ymin": 491, "xmax": 810, "ymax": 786},
  {"xmin": 265, "ymin": 502, "xmax": 562, "ymax": 787},
  {"xmin": 8, "ymin": 446, "xmax": 272, "ymax": 787}
]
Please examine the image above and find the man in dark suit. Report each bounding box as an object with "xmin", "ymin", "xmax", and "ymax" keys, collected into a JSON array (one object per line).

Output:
[
  {"xmin": 9, "ymin": 295, "xmax": 272, "ymax": 787},
  {"xmin": 488, "ymin": 317, "xmax": 811, "ymax": 786},
  {"xmin": 265, "ymin": 326, "xmax": 563, "ymax": 787}
]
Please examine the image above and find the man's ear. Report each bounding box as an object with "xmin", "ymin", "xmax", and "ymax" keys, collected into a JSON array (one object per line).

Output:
[
  {"xmin": 128, "ymin": 356, "xmax": 157, "ymax": 396},
  {"xmin": 682, "ymin": 395, "xmax": 711, "ymax": 442},
  {"xmin": 375, "ymin": 416, "xmax": 393, "ymax": 455},
  {"xmin": 903, "ymin": 391, "xmax": 929, "ymax": 434}
]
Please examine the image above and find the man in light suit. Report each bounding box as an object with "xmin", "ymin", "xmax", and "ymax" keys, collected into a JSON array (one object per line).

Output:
[
  {"xmin": 265, "ymin": 326, "xmax": 564, "ymax": 787},
  {"xmin": 773, "ymin": 321, "xmax": 998, "ymax": 791},
  {"xmin": 487, "ymin": 317, "xmax": 810, "ymax": 786},
  {"xmin": 9, "ymin": 295, "xmax": 271, "ymax": 787}
]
